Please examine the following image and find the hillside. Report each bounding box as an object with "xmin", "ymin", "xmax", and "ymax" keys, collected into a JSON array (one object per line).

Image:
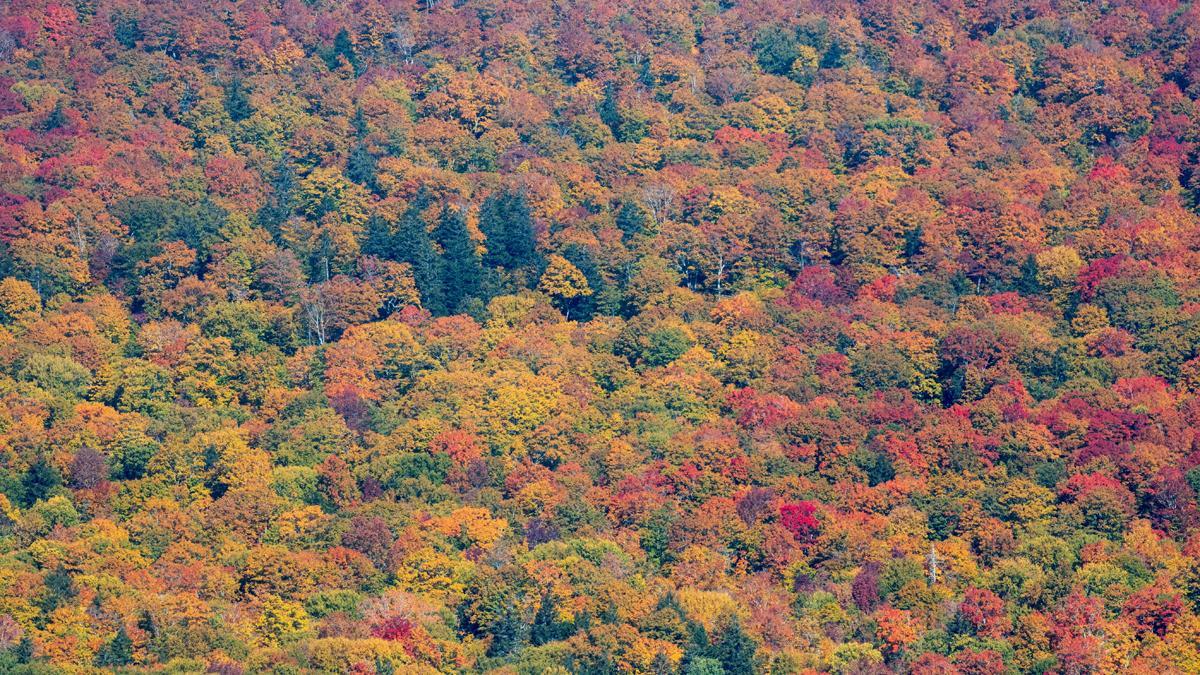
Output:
[{"xmin": 2, "ymin": 0, "xmax": 1200, "ymax": 672}]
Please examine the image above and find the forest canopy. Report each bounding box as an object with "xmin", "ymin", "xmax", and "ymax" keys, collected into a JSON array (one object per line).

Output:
[{"xmin": 1, "ymin": 0, "xmax": 1200, "ymax": 672}]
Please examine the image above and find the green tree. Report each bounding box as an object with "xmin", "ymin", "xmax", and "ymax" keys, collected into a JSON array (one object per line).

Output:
[
  {"xmin": 21, "ymin": 456, "xmax": 62, "ymax": 507},
  {"xmin": 224, "ymin": 78, "xmax": 253, "ymax": 122},
  {"xmin": 95, "ymin": 625, "xmax": 134, "ymax": 667},
  {"xmin": 531, "ymin": 593, "xmax": 573, "ymax": 645},
  {"xmin": 394, "ymin": 196, "xmax": 443, "ymax": 314},
  {"xmin": 480, "ymin": 190, "xmax": 538, "ymax": 270},
  {"xmin": 434, "ymin": 206, "xmax": 482, "ymax": 314},
  {"xmin": 754, "ymin": 25, "xmax": 799, "ymax": 75},
  {"xmin": 712, "ymin": 616, "xmax": 757, "ymax": 675}
]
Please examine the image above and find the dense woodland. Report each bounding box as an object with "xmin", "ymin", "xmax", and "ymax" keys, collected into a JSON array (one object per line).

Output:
[{"xmin": 1, "ymin": 0, "xmax": 1200, "ymax": 672}]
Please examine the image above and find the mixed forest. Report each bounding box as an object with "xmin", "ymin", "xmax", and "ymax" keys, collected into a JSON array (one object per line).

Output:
[{"xmin": 3, "ymin": 0, "xmax": 1200, "ymax": 672}]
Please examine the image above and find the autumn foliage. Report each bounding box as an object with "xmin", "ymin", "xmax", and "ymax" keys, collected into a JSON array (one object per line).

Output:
[{"xmin": 2, "ymin": 0, "xmax": 1200, "ymax": 672}]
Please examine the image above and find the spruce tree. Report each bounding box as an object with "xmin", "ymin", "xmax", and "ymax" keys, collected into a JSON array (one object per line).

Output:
[
  {"xmin": 480, "ymin": 190, "xmax": 537, "ymax": 270},
  {"xmin": 223, "ymin": 78, "xmax": 253, "ymax": 122},
  {"xmin": 257, "ymin": 160, "xmax": 297, "ymax": 232},
  {"xmin": 531, "ymin": 592, "xmax": 573, "ymax": 645},
  {"xmin": 712, "ymin": 616, "xmax": 756, "ymax": 675},
  {"xmin": 363, "ymin": 213, "xmax": 394, "ymax": 260},
  {"xmin": 95, "ymin": 625, "xmax": 134, "ymax": 667},
  {"xmin": 395, "ymin": 198, "xmax": 444, "ymax": 314},
  {"xmin": 346, "ymin": 143, "xmax": 379, "ymax": 193},
  {"xmin": 434, "ymin": 206, "xmax": 482, "ymax": 314},
  {"xmin": 615, "ymin": 200, "xmax": 649, "ymax": 240},
  {"xmin": 486, "ymin": 601, "xmax": 529, "ymax": 657},
  {"xmin": 22, "ymin": 455, "xmax": 62, "ymax": 507}
]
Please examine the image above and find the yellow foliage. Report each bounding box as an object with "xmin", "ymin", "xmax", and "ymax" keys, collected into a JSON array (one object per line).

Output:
[
  {"xmin": 303, "ymin": 637, "xmax": 428, "ymax": 673},
  {"xmin": 254, "ymin": 596, "xmax": 311, "ymax": 646},
  {"xmin": 432, "ymin": 506, "xmax": 509, "ymax": 549},
  {"xmin": 675, "ymin": 589, "xmax": 743, "ymax": 632},
  {"xmin": 538, "ymin": 255, "xmax": 592, "ymax": 301},
  {"xmin": 395, "ymin": 546, "xmax": 475, "ymax": 598},
  {"xmin": 0, "ymin": 277, "xmax": 40, "ymax": 326},
  {"xmin": 276, "ymin": 506, "xmax": 331, "ymax": 543}
]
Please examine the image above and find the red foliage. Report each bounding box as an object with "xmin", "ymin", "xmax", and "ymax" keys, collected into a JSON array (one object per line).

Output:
[
  {"xmin": 958, "ymin": 587, "xmax": 1010, "ymax": 638},
  {"xmin": 778, "ymin": 501, "xmax": 820, "ymax": 543},
  {"xmin": 372, "ymin": 615, "xmax": 415, "ymax": 642},
  {"xmin": 1122, "ymin": 584, "xmax": 1183, "ymax": 637}
]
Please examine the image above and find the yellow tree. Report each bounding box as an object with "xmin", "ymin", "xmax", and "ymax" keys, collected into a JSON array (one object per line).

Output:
[
  {"xmin": 538, "ymin": 255, "xmax": 591, "ymax": 320},
  {"xmin": 0, "ymin": 278, "xmax": 40, "ymax": 327},
  {"xmin": 286, "ymin": 167, "xmax": 371, "ymax": 279}
]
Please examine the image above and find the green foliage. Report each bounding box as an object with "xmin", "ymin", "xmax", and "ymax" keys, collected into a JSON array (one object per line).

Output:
[{"xmin": 434, "ymin": 207, "xmax": 483, "ymax": 315}]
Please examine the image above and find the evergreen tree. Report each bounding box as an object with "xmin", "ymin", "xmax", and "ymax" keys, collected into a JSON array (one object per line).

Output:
[
  {"xmin": 12, "ymin": 637, "xmax": 34, "ymax": 664},
  {"xmin": 712, "ymin": 616, "xmax": 756, "ymax": 675},
  {"xmin": 328, "ymin": 28, "xmax": 360, "ymax": 74},
  {"xmin": 257, "ymin": 160, "xmax": 297, "ymax": 233},
  {"xmin": 616, "ymin": 200, "xmax": 650, "ymax": 241},
  {"xmin": 22, "ymin": 456, "xmax": 62, "ymax": 507},
  {"xmin": 682, "ymin": 620, "xmax": 714, "ymax": 674},
  {"xmin": 95, "ymin": 625, "xmax": 134, "ymax": 667},
  {"xmin": 434, "ymin": 206, "xmax": 482, "ymax": 314},
  {"xmin": 223, "ymin": 78, "xmax": 253, "ymax": 122},
  {"xmin": 486, "ymin": 601, "xmax": 529, "ymax": 657},
  {"xmin": 531, "ymin": 592, "xmax": 573, "ymax": 645},
  {"xmin": 363, "ymin": 213, "xmax": 394, "ymax": 260},
  {"xmin": 480, "ymin": 190, "xmax": 538, "ymax": 270},
  {"xmin": 346, "ymin": 143, "xmax": 379, "ymax": 193},
  {"xmin": 351, "ymin": 106, "xmax": 369, "ymax": 139},
  {"xmin": 640, "ymin": 507, "xmax": 675, "ymax": 567},
  {"xmin": 42, "ymin": 100, "xmax": 68, "ymax": 132},
  {"xmin": 395, "ymin": 197, "xmax": 444, "ymax": 314},
  {"xmin": 112, "ymin": 12, "xmax": 142, "ymax": 49},
  {"xmin": 37, "ymin": 565, "xmax": 76, "ymax": 615},
  {"xmin": 374, "ymin": 656, "xmax": 396, "ymax": 675},
  {"xmin": 754, "ymin": 25, "xmax": 800, "ymax": 75}
]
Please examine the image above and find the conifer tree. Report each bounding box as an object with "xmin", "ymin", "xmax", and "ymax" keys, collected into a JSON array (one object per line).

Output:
[
  {"xmin": 480, "ymin": 190, "xmax": 538, "ymax": 270},
  {"xmin": 434, "ymin": 206, "xmax": 482, "ymax": 314}
]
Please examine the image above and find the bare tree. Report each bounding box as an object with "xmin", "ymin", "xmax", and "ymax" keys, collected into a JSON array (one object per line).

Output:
[
  {"xmin": 641, "ymin": 184, "xmax": 676, "ymax": 226},
  {"xmin": 301, "ymin": 284, "xmax": 329, "ymax": 346},
  {"xmin": 393, "ymin": 21, "xmax": 415, "ymax": 63}
]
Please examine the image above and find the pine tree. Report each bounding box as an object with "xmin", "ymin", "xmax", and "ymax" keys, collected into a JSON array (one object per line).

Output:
[
  {"xmin": 346, "ymin": 144, "xmax": 379, "ymax": 193},
  {"xmin": 616, "ymin": 200, "xmax": 649, "ymax": 240},
  {"xmin": 95, "ymin": 625, "xmax": 134, "ymax": 667},
  {"xmin": 37, "ymin": 565, "xmax": 76, "ymax": 615},
  {"xmin": 224, "ymin": 78, "xmax": 253, "ymax": 122},
  {"xmin": 22, "ymin": 455, "xmax": 62, "ymax": 507},
  {"xmin": 328, "ymin": 28, "xmax": 359, "ymax": 73},
  {"xmin": 363, "ymin": 214, "xmax": 394, "ymax": 260},
  {"xmin": 480, "ymin": 190, "xmax": 538, "ymax": 270},
  {"xmin": 486, "ymin": 601, "xmax": 529, "ymax": 657},
  {"xmin": 257, "ymin": 160, "xmax": 297, "ymax": 232},
  {"xmin": 351, "ymin": 106, "xmax": 369, "ymax": 139},
  {"xmin": 712, "ymin": 616, "xmax": 756, "ymax": 675},
  {"xmin": 531, "ymin": 592, "xmax": 573, "ymax": 645},
  {"xmin": 395, "ymin": 198, "xmax": 443, "ymax": 314},
  {"xmin": 434, "ymin": 206, "xmax": 482, "ymax": 314},
  {"xmin": 13, "ymin": 637, "xmax": 34, "ymax": 664},
  {"xmin": 42, "ymin": 100, "xmax": 68, "ymax": 131}
]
